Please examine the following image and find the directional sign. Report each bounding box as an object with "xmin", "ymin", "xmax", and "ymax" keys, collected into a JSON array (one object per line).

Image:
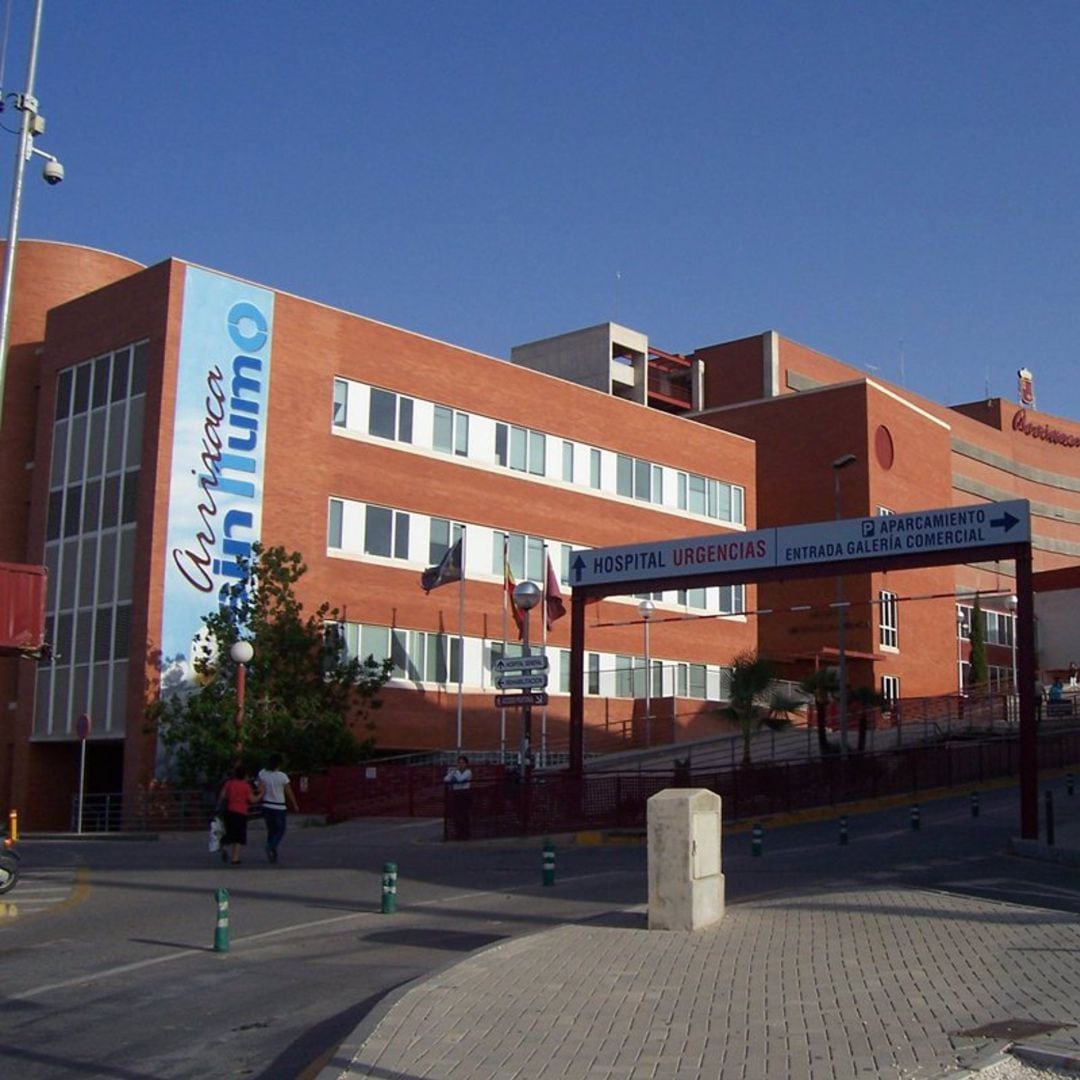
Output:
[
  {"xmin": 494, "ymin": 655, "xmax": 549, "ymax": 673},
  {"xmin": 775, "ymin": 499, "xmax": 1030, "ymax": 568},
  {"xmin": 495, "ymin": 692, "xmax": 549, "ymax": 708},
  {"xmin": 571, "ymin": 531, "xmax": 774, "ymax": 587},
  {"xmin": 495, "ymin": 672, "xmax": 548, "ymax": 690},
  {"xmin": 572, "ymin": 499, "xmax": 1031, "ymax": 588}
]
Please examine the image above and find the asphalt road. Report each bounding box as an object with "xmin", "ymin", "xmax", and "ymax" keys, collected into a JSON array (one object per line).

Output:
[{"xmin": 2, "ymin": 783, "xmax": 1080, "ymax": 1079}]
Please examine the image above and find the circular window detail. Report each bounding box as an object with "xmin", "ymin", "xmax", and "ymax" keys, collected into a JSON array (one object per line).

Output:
[{"xmin": 875, "ymin": 425, "xmax": 895, "ymax": 470}]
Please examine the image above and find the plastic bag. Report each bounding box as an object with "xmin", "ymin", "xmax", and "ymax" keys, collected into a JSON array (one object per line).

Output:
[{"xmin": 209, "ymin": 816, "xmax": 224, "ymax": 853}]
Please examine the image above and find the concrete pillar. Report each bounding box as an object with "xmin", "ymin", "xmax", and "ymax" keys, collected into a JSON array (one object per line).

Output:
[{"xmin": 647, "ymin": 788, "xmax": 724, "ymax": 931}]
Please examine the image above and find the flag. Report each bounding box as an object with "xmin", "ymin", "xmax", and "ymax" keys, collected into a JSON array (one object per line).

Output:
[
  {"xmin": 544, "ymin": 554, "xmax": 566, "ymax": 631},
  {"xmin": 420, "ymin": 537, "xmax": 463, "ymax": 594},
  {"xmin": 504, "ymin": 556, "xmax": 525, "ymax": 639}
]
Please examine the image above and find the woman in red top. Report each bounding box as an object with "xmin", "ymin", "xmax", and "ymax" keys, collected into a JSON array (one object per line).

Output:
[{"xmin": 219, "ymin": 764, "xmax": 259, "ymax": 865}]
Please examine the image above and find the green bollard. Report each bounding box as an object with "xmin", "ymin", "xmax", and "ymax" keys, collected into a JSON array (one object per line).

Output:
[
  {"xmin": 970, "ymin": 791, "xmax": 980, "ymax": 818},
  {"xmin": 542, "ymin": 839, "xmax": 555, "ymax": 886},
  {"xmin": 381, "ymin": 862, "xmax": 398, "ymax": 914},
  {"xmin": 839, "ymin": 816, "xmax": 848, "ymax": 846},
  {"xmin": 751, "ymin": 823, "xmax": 763, "ymax": 857},
  {"xmin": 213, "ymin": 887, "xmax": 230, "ymax": 953},
  {"xmin": 910, "ymin": 804, "xmax": 921, "ymax": 831}
]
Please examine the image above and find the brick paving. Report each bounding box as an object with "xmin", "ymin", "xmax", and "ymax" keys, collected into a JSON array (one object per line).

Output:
[{"xmin": 319, "ymin": 812, "xmax": 1080, "ymax": 1080}]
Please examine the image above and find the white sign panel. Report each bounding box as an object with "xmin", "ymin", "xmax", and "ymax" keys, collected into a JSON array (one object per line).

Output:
[
  {"xmin": 571, "ymin": 532, "xmax": 775, "ymax": 587},
  {"xmin": 776, "ymin": 500, "xmax": 1030, "ymax": 568}
]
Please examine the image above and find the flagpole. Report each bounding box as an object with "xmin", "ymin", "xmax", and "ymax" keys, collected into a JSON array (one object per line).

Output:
[
  {"xmin": 500, "ymin": 532, "xmax": 508, "ymax": 763},
  {"xmin": 541, "ymin": 544, "xmax": 550, "ymax": 769},
  {"xmin": 455, "ymin": 526, "xmax": 466, "ymax": 751}
]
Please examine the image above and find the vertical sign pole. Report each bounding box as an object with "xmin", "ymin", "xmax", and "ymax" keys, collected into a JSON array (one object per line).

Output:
[
  {"xmin": 1016, "ymin": 544, "xmax": 1037, "ymax": 840},
  {"xmin": 75, "ymin": 712, "xmax": 90, "ymax": 834}
]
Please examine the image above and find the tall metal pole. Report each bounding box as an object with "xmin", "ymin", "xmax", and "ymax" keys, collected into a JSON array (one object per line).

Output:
[
  {"xmin": 639, "ymin": 598, "xmax": 654, "ymax": 747},
  {"xmin": 0, "ymin": 0, "xmax": 46, "ymax": 432},
  {"xmin": 832, "ymin": 454, "xmax": 856, "ymax": 757}
]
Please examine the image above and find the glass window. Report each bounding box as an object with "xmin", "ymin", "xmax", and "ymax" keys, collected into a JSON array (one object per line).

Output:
[
  {"xmin": 63, "ymin": 488, "xmax": 82, "ymax": 538},
  {"xmin": 121, "ymin": 470, "xmax": 139, "ymax": 524},
  {"xmin": 496, "ymin": 423, "xmax": 545, "ymax": 475},
  {"xmin": 527, "ymin": 430, "xmax": 545, "ymax": 475},
  {"xmin": 55, "ymin": 368, "xmax": 73, "ymax": 420},
  {"xmin": 94, "ymin": 608, "xmax": 113, "ymax": 662},
  {"xmin": 587, "ymin": 653, "xmax": 600, "ymax": 695},
  {"xmin": 882, "ymin": 674, "xmax": 900, "ymax": 706},
  {"xmin": 92, "ymin": 355, "xmax": 111, "ymax": 410},
  {"xmin": 510, "ymin": 426, "xmax": 527, "ymax": 471},
  {"xmin": 333, "ymin": 379, "xmax": 348, "ymax": 427},
  {"xmin": 110, "ymin": 348, "xmax": 130, "ymax": 402},
  {"xmin": 360, "ymin": 625, "xmax": 390, "ymax": 664},
  {"xmin": 369, "ymin": 389, "xmax": 413, "ymax": 443},
  {"xmin": 364, "ymin": 505, "xmax": 408, "ymax": 559},
  {"xmin": 589, "ymin": 449, "xmax": 601, "ymax": 490},
  {"xmin": 616, "ymin": 454, "xmax": 633, "ymax": 497},
  {"xmin": 429, "ymin": 517, "xmax": 462, "ymax": 564},
  {"xmin": 434, "ymin": 405, "xmax": 469, "ymax": 456},
  {"xmin": 688, "ymin": 663, "xmax": 707, "ymax": 699},
  {"xmin": 634, "ymin": 458, "xmax": 651, "ymax": 502},
  {"xmin": 73, "ymin": 364, "xmax": 92, "ymax": 415},
  {"xmin": 559, "ymin": 649, "xmax": 571, "ymax": 693},
  {"xmin": 615, "ymin": 654, "xmax": 634, "ymax": 697},
  {"xmin": 113, "ymin": 604, "xmax": 132, "ymax": 660},
  {"xmin": 562, "ymin": 440, "xmax": 574, "ymax": 483},
  {"xmin": 328, "ymin": 499, "xmax": 343, "ymax": 548},
  {"xmin": 879, "ymin": 590, "xmax": 898, "ymax": 649},
  {"xmin": 130, "ymin": 342, "xmax": 149, "ymax": 396}
]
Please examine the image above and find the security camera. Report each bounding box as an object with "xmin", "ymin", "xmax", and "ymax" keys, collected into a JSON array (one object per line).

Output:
[{"xmin": 42, "ymin": 159, "xmax": 64, "ymax": 185}]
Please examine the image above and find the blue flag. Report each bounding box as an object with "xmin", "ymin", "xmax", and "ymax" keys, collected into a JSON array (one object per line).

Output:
[{"xmin": 420, "ymin": 537, "xmax": 463, "ymax": 594}]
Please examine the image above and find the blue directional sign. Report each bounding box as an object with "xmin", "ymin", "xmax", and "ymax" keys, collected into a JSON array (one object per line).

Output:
[{"xmin": 571, "ymin": 499, "xmax": 1031, "ymax": 588}]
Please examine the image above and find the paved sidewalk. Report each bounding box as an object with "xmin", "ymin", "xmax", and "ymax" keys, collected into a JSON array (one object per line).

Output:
[{"xmin": 320, "ymin": 803, "xmax": 1080, "ymax": 1080}]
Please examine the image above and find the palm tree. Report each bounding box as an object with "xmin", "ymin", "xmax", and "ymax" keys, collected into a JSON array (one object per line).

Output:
[
  {"xmin": 849, "ymin": 684, "xmax": 888, "ymax": 751},
  {"xmin": 720, "ymin": 652, "xmax": 801, "ymax": 766},
  {"xmin": 800, "ymin": 666, "xmax": 841, "ymax": 756}
]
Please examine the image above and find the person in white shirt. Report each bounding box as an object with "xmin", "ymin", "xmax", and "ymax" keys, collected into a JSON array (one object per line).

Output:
[
  {"xmin": 443, "ymin": 755, "xmax": 473, "ymax": 840},
  {"xmin": 256, "ymin": 754, "xmax": 300, "ymax": 863}
]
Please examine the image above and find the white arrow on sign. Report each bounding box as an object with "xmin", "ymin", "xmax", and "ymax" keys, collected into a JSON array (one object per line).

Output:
[
  {"xmin": 495, "ymin": 672, "xmax": 548, "ymax": 690},
  {"xmin": 495, "ymin": 655, "xmax": 549, "ymax": 673}
]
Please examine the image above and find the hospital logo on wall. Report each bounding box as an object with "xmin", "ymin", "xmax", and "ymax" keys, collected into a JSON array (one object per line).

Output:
[{"xmin": 1017, "ymin": 368, "xmax": 1035, "ymax": 409}]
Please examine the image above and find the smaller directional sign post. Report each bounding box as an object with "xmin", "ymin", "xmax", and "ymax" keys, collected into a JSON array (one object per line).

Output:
[
  {"xmin": 495, "ymin": 671, "xmax": 548, "ymax": 690},
  {"xmin": 494, "ymin": 655, "xmax": 549, "ymax": 673},
  {"xmin": 495, "ymin": 692, "xmax": 549, "ymax": 708}
]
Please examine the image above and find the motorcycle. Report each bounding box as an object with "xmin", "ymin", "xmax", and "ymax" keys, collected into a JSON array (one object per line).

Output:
[{"xmin": 0, "ymin": 838, "xmax": 19, "ymax": 894}]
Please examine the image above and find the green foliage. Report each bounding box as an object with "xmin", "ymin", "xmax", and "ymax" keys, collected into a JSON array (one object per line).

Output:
[
  {"xmin": 147, "ymin": 544, "xmax": 392, "ymax": 789},
  {"xmin": 800, "ymin": 667, "xmax": 841, "ymax": 755},
  {"xmin": 848, "ymin": 684, "xmax": 888, "ymax": 751},
  {"xmin": 720, "ymin": 652, "xmax": 801, "ymax": 765},
  {"xmin": 968, "ymin": 594, "xmax": 989, "ymax": 688}
]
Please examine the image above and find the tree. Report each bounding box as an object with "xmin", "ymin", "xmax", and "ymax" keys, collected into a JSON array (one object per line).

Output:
[
  {"xmin": 148, "ymin": 544, "xmax": 392, "ymax": 789},
  {"xmin": 720, "ymin": 652, "xmax": 801, "ymax": 766},
  {"xmin": 968, "ymin": 594, "xmax": 988, "ymax": 689},
  {"xmin": 800, "ymin": 666, "xmax": 841, "ymax": 756},
  {"xmin": 849, "ymin": 684, "xmax": 888, "ymax": 752}
]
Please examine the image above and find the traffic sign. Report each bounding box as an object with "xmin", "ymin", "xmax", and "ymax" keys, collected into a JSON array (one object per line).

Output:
[
  {"xmin": 572, "ymin": 499, "xmax": 1031, "ymax": 587},
  {"xmin": 494, "ymin": 655, "xmax": 549, "ymax": 673},
  {"xmin": 495, "ymin": 672, "xmax": 548, "ymax": 690},
  {"xmin": 75, "ymin": 713, "xmax": 91, "ymax": 740},
  {"xmin": 494, "ymin": 692, "xmax": 549, "ymax": 708}
]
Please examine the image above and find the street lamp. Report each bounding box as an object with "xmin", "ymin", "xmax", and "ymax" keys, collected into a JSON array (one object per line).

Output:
[
  {"xmin": 832, "ymin": 453, "xmax": 857, "ymax": 757},
  {"xmin": 1007, "ymin": 594, "xmax": 1019, "ymax": 704},
  {"xmin": 957, "ymin": 606, "xmax": 966, "ymax": 695},
  {"xmin": 230, "ymin": 639, "xmax": 254, "ymax": 752},
  {"xmin": 638, "ymin": 598, "xmax": 655, "ymax": 746},
  {"xmin": 0, "ymin": 0, "xmax": 67, "ymax": 433},
  {"xmin": 512, "ymin": 580, "xmax": 542, "ymax": 776}
]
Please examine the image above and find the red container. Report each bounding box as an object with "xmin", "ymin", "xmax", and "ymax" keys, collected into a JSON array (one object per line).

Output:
[{"xmin": 0, "ymin": 562, "xmax": 47, "ymax": 656}]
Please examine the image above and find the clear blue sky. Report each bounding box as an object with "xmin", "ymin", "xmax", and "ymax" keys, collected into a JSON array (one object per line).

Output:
[{"xmin": 4, "ymin": 1, "xmax": 1079, "ymax": 416}]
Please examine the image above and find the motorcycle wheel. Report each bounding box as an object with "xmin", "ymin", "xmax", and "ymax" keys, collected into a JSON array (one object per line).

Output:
[{"xmin": 0, "ymin": 854, "xmax": 19, "ymax": 894}]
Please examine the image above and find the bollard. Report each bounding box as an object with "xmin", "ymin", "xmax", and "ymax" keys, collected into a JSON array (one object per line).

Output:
[
  {"xmin": 839, "ymin": 816, "xmax": 848, "ymax": 846},
  {"xmin": 910, "ymin": 804, "xmax": 921, "ymax": 831},
  {"xmin": 381, "ymin": 861, "xmax": 398, "ymax": 914},
  {"xmin": 1046, "ymin": 790, "xmax": 1056, "ymax": 848},
  {"xmin": 8, "ymin": 809, "xmax": 17, "ymax": 843},
  {"xmin": 970, "ymin": 791, "xmax": 980, "ymax": 818},
  {"xmin": 542, "ymin": 839, "xmax": 555, "ymax": 886},
  {"xmin": 1068, "ymin": 773, "xmax": 1075, "ymax": 797},
  {"xmin": 751, "ymin": 823, "xmax": 763, "ymax": 857},
  {"xmin": 213, "ymin": 887, "xmax": 230, "ymax": 953}
]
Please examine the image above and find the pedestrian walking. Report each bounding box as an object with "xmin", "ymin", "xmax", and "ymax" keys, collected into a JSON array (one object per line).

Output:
[
  {"xmin": 256, "ymin": 754, "xmax": 300, "ymax": 863},
  {"xmin": 219, "ymin": 764, "xmax": 260, "ymax": 865},
  {"xmin": 444, "ymin": 755, "xmax": 473, "ymax": 840}
]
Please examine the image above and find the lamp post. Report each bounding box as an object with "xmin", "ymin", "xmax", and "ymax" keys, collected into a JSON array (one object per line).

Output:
[
  {"xmin": 957, "ymin": 606, "xmax": 966, "ymax": 695},
  {"xmin": 512, "ymin": 581, "xmax": 542, "ymax": 778},
  {"xmin": 0, "ymin": 0, "xmax": 66, "ymax": 433},
  {"xmin": 1007, "ymin": 594, "xmax": 1019, "ymax": 712},
  {"xmin": 230, "ymin": 640, "xmax": 254, "ymax": 753},
  {"xmin": 638, "ymin": 599, "xmax": 655, "ymax": 746},
  {"xmin": 832, "ymin": 453, "xmax": 857, "ymax": 757}
]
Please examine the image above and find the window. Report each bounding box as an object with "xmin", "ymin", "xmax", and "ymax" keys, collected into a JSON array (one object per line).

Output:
[
  {"xmin": 589, "ymin": 448, "xmax": 601, "ymax": 490},
  {"xmin": 881, "ymin": 674, "xmax": 899, "ymax": 706},
  {"xmin": 364, "ymin": 505, "xmax": 410, "ymax": 559},
  {"xmin": 719, "ymin": 584, "xmax": 745, "ymax": 615},
  {"xmin": 495, "ymin": 423, "xmax": 546, "ymax": 475},
  {"xmin": 562, "ymin": 440, "xmax": 574, "ymax": 483},
  {"xmin": 957, "ymin": 605, "xmax": 971, "ymax": 640},
  {"xmin": 879, "ymin": 590, "xmax": 898, "ymax": 649},
  {"xmin": 559, "ymin": 649, "xmax": 571, "ymax": 693},
  {"xmin": 494, "ymin": 531, "xmax": 544, "ymax": 582},
  {"xmin": 333, "ymin": 379, "xmax": 348, "ymax": 428},
  {"xmin": 433, "ymin": 405, "xmax": 469, "ymax": 456},
  {"xmin": 587, "ymin": 653, "xmax": 600, "ymax": 695},
  {"xmin": 615, "ymin": 654, "xmax": 634, "ymax": 697},
  {"xmin": 429, "ymin": 517, "xmax": 463, "ymax": 565},
  {"xmin": 616, "ymin": 454, "xmax": 662, "ymax": 504},
  {"xmin": 679, "ymin": 588, "xmax": 708, "ymax": 610},
  {"xmin": 369, "ymin": 388, "xmax": 413, "ymax": 443},
  {"xmin": 328, "ymin": 499, "xmax": 343, "ymax": 548},
  {"xmin": 688, "ymin": 663, "xmax": 707, "ymax": 699},
  {"xmin": 677, "ymin": 471, "xmax": 744, "ymax": 524}
]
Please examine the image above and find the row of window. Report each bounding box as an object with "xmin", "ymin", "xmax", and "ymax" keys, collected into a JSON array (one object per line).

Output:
[
  {"xmin": 956, "ymin": 604, "xmax": 1015, "ymax": 647},
  {"xmin": 332, "ymin": 378, "xmax": 745, "ymax": 525},
  {"xmin": 328, "ymin": 498, "xmax": 747, "ymax": 615},
  {"xmin": 331, "ymin": 622, "xmax": 730, "ymax": 700}
]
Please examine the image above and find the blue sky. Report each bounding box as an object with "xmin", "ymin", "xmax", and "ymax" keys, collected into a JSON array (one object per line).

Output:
[{"xmin": 5, "ymin": 1, "xmax": 1080, "ymax": 415}]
